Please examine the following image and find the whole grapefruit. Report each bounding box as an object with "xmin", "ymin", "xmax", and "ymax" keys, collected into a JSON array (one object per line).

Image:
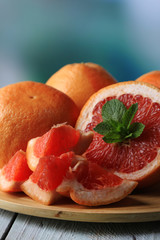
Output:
[
  {"xmin": 46, "ymin": 63, "xmax": 117, "ymax": 110},
  {"xmin": 136, "ymin": 71, "xmax": 160, "ymax": 88},
  {"xmin": 0, "ymin": 81, "xmax": 79, "ymax": 167}
]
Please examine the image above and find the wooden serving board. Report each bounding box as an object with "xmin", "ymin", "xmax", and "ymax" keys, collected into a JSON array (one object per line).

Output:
[{"xmin": 0, "ymin": 184, "xmax": 160, "ymax": 223}]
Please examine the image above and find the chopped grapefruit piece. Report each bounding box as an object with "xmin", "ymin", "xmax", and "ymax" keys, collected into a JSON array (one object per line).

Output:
[
  {"xmin": 21, "ymin": 152, "xmax": 74, "ymax": 205},
  {"xmin": 57, "ymin": 160, "xmax": 137, "ymax": 206},
  {"xmin": 0, "ymin": 150, "xmax": 32, "ymax": 192},
  {"xmin": 26, "ymin": 123, "xmax": 93, "ymax": 171}
]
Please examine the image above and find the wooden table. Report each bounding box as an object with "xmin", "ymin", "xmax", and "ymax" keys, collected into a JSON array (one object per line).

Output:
[{"xmin": 0, "ymin": 208, "xmax": 159, "ymax": 240}]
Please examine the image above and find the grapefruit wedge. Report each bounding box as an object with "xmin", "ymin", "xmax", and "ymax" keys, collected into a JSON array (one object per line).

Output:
[
  {"xmin": 0, "ymin": 150, "xmax": 32, "ymax": 192},
  {"xmin": 76, "ymin": 81, "xmax": 160, "ymax": 188},
  {"xmin": 57, "ymin": 159, "xmax": 137, "ymax": 206},
  {"xmin": 22, "ymin": 152, "xmax": 137, "ymax": 206},
  {"xmin": 21, "ymin": 152, "xmax": 74, "ymax": 205},
  {"xmin": 26, "ymin": 123, "xmax": 93, "ymax": 171}
]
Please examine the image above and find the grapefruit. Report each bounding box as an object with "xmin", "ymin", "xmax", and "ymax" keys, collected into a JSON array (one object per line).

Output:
[
  {"xmin": 22, "ymin": 152, "xmax": 137, "ymax": 206},
  {"xmin": 46, "ymin": 63, "xmax": 117, "ymax": 110},
  {"xmin": 0, "ymin": 150, "xmax": 32, "ymax": 192},
  {"xmin": 0, "ymin": 81, "xmax": 79, "ymax": 168},
  {"xmin": 57, "ymin": 160, "xmax": 137, "ymax": 206},
  {"xmin": 21, "ymin": 152, "xmax": 74, "ymax": 205},
  {"xmin": 76, "ymin": 81, "xmax": 160, "ymax": 188},
  {"xmin": 26, "ymin": 123, "xmax": 93, "ymax": 171},
  {"xmin": 136, "ymin": 71, "xmax": 160, "ymax": 88}
]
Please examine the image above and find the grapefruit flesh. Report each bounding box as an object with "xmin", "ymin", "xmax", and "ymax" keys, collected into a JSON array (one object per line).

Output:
[
  {"xmin": 33, "ymin": 124, "xmax": 80, "ymax": 159},
  {"xmin": 57, "ymin": 160, "xmax": 137, "ymax": 206},
  {"xmin": 76, "ymin": 82, "xmax": 160, "ymax": 187},
  {"xmin": 74, "ymin": 162, "xmax": 122, "ymax": 189},
  {"xmin": 0, "ymin": 150, "xmax": 32, "ymax": 192},
  {"xmin": 30, "ymin": 152, "xmax": 73, "ymax": 190},
  {"xmin": 21, "ymin": 152, "xmax": 74, "ymax": 205},
  {"xmin": 26, "ymin": 124, "xmax": 93, "ymax": 171}
]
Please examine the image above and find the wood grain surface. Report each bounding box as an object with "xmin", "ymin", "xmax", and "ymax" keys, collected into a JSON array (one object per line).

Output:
[
  {"xmin": 0, "ymin": 209, "xmax": 16, "ymax": 239},
  {"xmin": 5, "ymin": 214, "xmax": 160, "ymax": 240},
  {"xmin": 0, "ymin": 183, "xmax": 160, "ymax": 223}
]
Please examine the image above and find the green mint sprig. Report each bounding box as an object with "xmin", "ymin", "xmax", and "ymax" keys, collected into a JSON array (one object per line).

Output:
[{"xmin": 94, "ymin": 99, "xmax": 145, "ymax": 143}]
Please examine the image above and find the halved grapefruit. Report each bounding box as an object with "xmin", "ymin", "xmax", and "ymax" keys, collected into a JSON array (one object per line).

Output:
[
  {"xmin": 0, "ymin": 150, "xmax": 32, "ymax": 192},
  {"xmin": 57, "ymin": 159, "xmax": 137, "ymax": 206},
  {"xmin": 26, "ymin": 123, "xmax": 93, "ymax": 171},
  {"xmin": 76, "ymin": 81, "xmax": 160, "ymax": 188}
]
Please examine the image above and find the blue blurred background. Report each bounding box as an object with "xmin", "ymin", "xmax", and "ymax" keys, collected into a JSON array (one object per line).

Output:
[{"xmin": 0, "ymin": 0, "xmax": 160, "ymax": 88}]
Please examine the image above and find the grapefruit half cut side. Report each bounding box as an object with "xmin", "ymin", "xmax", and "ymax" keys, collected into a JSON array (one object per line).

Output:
[{"xmin": 76, "ymin": 81, "xmax": 160, "ymax": 188}]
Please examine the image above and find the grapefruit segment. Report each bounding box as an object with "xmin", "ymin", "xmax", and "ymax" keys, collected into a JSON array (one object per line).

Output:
[
  {"xmin": 0, "ymin": 150, "xmax": 32, "ymax": 192},
  {"xmin": 76, "ymin": 81, "xmax": 160, "ymax": 188},
  {"xmin": 26, "ymin": 123, "xmax": 93, "ymax": 171},
  {"xmin": 33, "ymin": 124, "xmax": 80, "ymax": 158},
  {"xmin": 57, "ymin": 160, "xmax": 137, "ymax": 206},
  {"xmin": 21, "ymin": 152, "xmax": 74, "ymax": 205}
]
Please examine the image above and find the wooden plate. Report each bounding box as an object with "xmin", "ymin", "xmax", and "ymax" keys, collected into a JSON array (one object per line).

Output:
[{"xmin": 0, "ymin": 184, "xmax": 160, "ymax": 223}]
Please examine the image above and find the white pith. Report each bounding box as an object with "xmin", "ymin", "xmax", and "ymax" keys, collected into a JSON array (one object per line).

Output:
[
  {"xmin": 26, "ymin": 137, "xmax": 40, "ymax": 171},
  {"xmin": 57, "ymin": 178, "xmax": 137, "ymax": 206},
  {"xmin": 0, "ymin": 169, "xmax": 23, "ymax": 192},
  {"xmin": 21, "ymin": 178, "xmax": 61, "ymax": 205}
]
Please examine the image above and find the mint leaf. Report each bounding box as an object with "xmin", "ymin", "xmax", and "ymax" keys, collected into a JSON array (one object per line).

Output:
[
  {"xmin": 94, "ymin": 99, "xmax": 145, "ymax": 144},
  {"xmin": 94, "ymin": 122, "xmax": 113, "ymax": 135},
  {"xmin": 102, "ymin": 99, "xmax": 127, "ymax": 122},
  {"xmin": 103, "ymin": 136, "xmax": 124, "ymax": 143},
  {"xmin": 122, "ymin": 103, "xmax": 138, "ymax": 128},
  {"xmin": 129, "ymin": 122, "xmax": 145, "ymax": 138}
]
